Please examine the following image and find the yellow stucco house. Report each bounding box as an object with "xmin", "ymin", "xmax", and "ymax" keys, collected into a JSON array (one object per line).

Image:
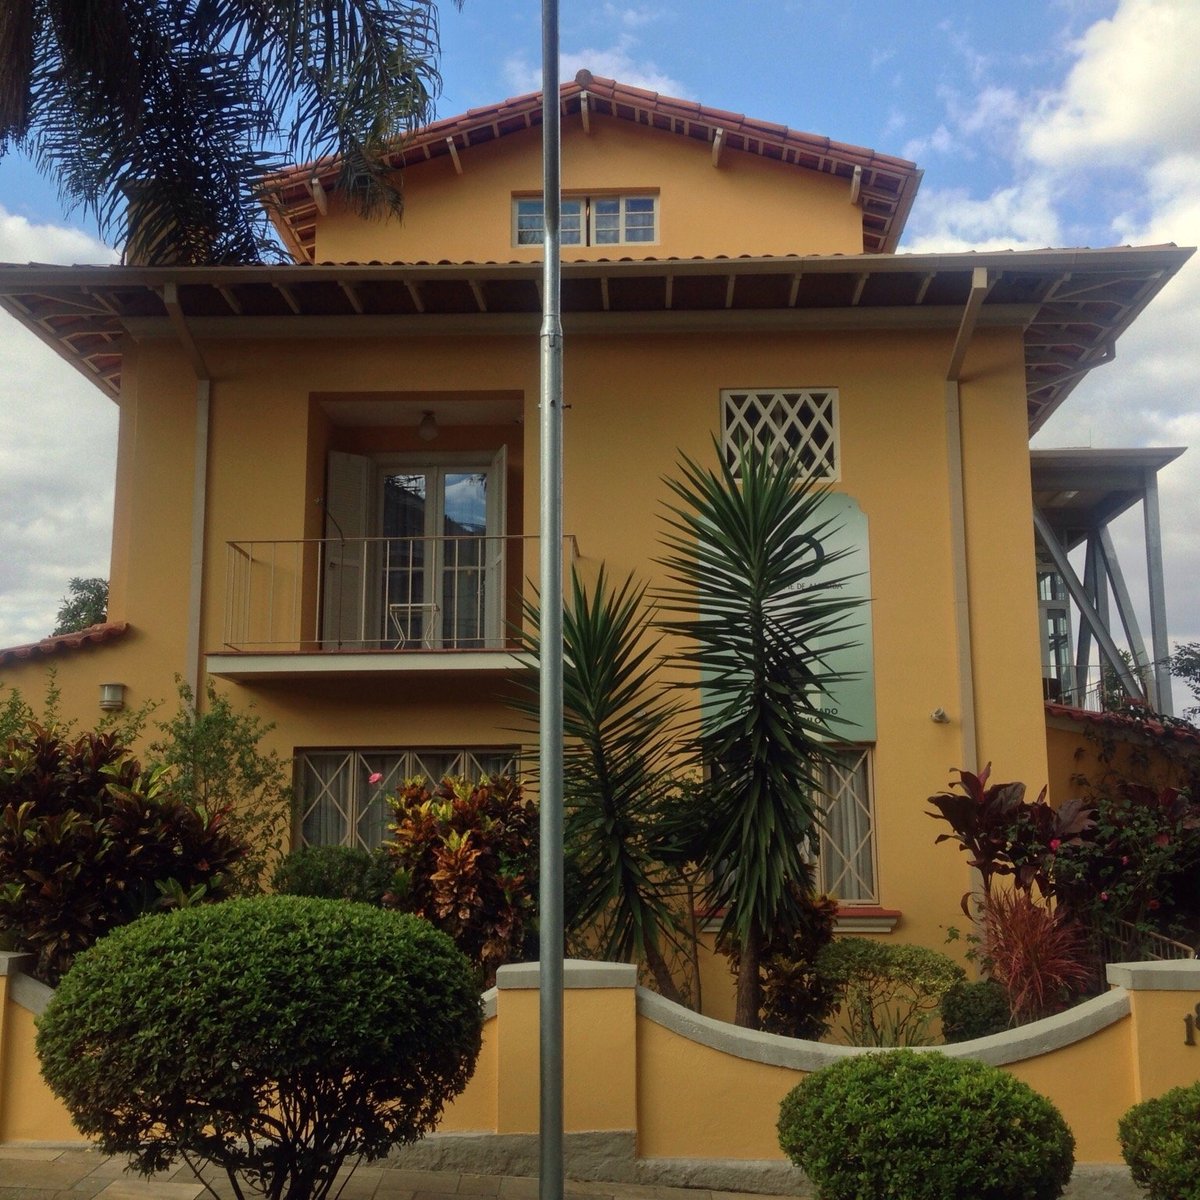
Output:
[{"xmin": 0, "ymin": 73, "xmax": 1192, "ymax": 1017}]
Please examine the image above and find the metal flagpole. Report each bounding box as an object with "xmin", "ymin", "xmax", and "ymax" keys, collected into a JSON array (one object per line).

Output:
[{"xmin": 537, "ymin": 0, "xmax": 565, "ymax": 1198}]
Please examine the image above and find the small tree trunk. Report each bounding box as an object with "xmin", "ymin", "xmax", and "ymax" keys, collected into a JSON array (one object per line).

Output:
[
  {"xmin": 643, "ymin": 935, "xmax": 685, "ymax": 1005},
  {"xmin": 734, "ymin": 921, "xmax": 764, "ymax": 1029}
]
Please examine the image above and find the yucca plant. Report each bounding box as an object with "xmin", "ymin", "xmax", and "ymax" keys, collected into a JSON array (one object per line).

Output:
[
  {"xmin": 657, "ymin": 439, "xmax": 863, "ymax": 1027},
  {"xmin": 518, "ymin": 568, "xmax": 693, "ymax": 1002}
]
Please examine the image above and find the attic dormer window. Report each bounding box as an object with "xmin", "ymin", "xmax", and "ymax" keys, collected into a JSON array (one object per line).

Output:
[{"xmin": 513, "ymin": 194, "xmax": 657, "ymax": 247}]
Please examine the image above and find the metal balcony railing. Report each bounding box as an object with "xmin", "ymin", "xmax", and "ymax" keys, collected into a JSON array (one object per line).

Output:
[
  {"xmin": 1043, "ymin": 664, "xmax": 1155, "ymax": 713},
  {"xmin": 222, "ymin": 534, "xmax": 573, "ymax": 653}
]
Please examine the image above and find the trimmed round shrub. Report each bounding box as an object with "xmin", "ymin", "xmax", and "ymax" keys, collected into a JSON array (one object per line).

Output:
[
  {"xmin": 942, "ymin": 978, "xmax": 1011, "ymax": 1042},
  {"xmin": 272, "ymin": 843, "xmax": 393, "ymax": 903},
  {"xmin": 1119, "ymin": 1081, "xmax": 1200, "ymax": 1200},
  {"xmin": 778, "ymin": 1050, "xmax": 1075, "ymax": 1200},
  {"xmin": 37, "ymin": 896, "xmax": 482, "ymax": 1198}
]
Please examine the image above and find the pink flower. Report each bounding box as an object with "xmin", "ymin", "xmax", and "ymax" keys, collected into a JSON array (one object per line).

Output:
[
  {"xmin": 1149, "ymin": 899, "xmax": 1161, "ymax": 911},
  {"xmin": 1121, "ymin": 856, "xmax": 1130, "ymax": 866},
  {"xmin": 368, "ymin": 772, "xmax": 383, "ymax": 785},
  {"xmin": 1100, "ymin": 891, "xmax": 1110, "ymax": 901},
  {"xmin": 1049, "ymin": 838, "xmax": 1061, "ymax": 853}
]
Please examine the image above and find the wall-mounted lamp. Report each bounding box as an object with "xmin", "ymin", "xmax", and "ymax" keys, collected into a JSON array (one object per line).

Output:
[
  {"xmin": 930, "ymin": 707, "xmax": 951, "ymax": 724},
  {"xmin": 418, "ymin": 410, "xmax": 438, "ymax": 442},
  {"xmin": 99, "ymin": 682, "xmax": 126, "ymax": 712}
]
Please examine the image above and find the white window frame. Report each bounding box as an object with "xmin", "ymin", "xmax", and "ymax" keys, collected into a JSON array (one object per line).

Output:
[
  {"xmin": 513, "ymin": 197, "xmax": 584, "ymax": 246},
  {"xmin": 295, "ymin": 746, "xmax": 520, "ymax": 851},
  {"xmin": 720, "ymin": 387, "xmax": 841, "ymax": 482},
  {"xmin": 512, "ymin": 193, "xmax": 658, "ymax": 247}
]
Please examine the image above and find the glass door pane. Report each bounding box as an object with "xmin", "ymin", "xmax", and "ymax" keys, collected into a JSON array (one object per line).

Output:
[
  {"xmin": 382, "ymin": 472, "xmax": 430, "ymax": 647},
  {"xmin": 442, "ymin": 472, "xmax": 488, "ymax": 648}
]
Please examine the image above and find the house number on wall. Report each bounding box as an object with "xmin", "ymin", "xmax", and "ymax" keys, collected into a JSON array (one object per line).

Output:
[{"xmin": 1183, "ymin": 1004, "xmax": 1200, "ymax": 1045}]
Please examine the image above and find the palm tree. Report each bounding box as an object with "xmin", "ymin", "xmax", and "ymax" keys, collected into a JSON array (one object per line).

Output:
[
  {"xmin": 658, "ymin": 440, "xmax": 863, "ymax": 1028},
  {"xmin": 518, "ymin": 567, "xmax": 694, "ymax": 1003},
  {"xmin": 0, "ymin": 0, "xmax": 455, "ymax": 263}
]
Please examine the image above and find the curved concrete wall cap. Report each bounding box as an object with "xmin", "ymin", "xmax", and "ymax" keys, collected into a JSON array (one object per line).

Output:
[{"xmin": 636, "ymin": 984, "xmax": 1132, "ymax": 1071}]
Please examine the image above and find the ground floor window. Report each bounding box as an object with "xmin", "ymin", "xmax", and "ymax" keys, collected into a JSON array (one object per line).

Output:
[
  {"xmin": 813, "ymin": 746, "xmax": 877, "ymax": 904},
  {"xmin": 295, "ymin": 747, "xmax": 519, "ymax": 850}
]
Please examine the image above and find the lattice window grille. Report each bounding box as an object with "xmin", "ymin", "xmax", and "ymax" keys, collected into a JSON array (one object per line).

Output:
[
  {"xmin": 721, "ymin": 388, "xmax": 840, "ymax": 481},
  {"xmin": 814, "ymin": 747, "xmax": 876, "ymax": 903},
  {"xmin": 297, "ymin": 747, "xmax": 518, "ymax": 851}
]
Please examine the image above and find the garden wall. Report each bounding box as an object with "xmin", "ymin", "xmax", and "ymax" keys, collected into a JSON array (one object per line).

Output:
[{"xmin": 5, "ymin": 952, "xmax": 1200, "ymax": 1179}]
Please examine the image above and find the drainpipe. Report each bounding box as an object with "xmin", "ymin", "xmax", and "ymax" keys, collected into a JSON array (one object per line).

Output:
[
  {"xmin": 163, "ymin": 282, "xmax": 212, "ymax": 703},
  {"xmin": 944, "ymin": 267, "xmax": 990, "ymax": 772}
]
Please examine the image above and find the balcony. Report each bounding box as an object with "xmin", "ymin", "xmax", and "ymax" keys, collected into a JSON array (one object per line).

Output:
[{"xmin": 207, "ymin": 534, "xmax": 571, "ymax": 680}]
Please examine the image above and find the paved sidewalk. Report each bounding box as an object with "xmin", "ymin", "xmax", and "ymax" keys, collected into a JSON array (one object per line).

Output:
[{"xmin": 0, "ymin": 1147, "xmax": 777, "ymax": 1200}]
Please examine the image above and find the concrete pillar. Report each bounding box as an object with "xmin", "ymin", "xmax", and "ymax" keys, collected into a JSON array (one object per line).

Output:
[
  {"xmin": 494, "ymin": 960, "xmax": 637, "ymax": 1136},
  {"xmin": 1107, "ymin": 961, "xmax": 1200, "ymax": 1101}
]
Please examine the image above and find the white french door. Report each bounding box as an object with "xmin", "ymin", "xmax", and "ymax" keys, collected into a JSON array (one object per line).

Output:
[{"xmin": 322, "ymin": 448, "xmax": 506, "ymax": 649}]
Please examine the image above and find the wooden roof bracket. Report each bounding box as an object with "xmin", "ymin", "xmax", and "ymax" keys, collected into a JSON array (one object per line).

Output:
[
  {"xmin": 711, "ymin": 128, "xmax": 725, "ymax": 167},
  {"xmin": 307, "ymin": 176, "xmax": 328, "ymax": 216},
  {"xmin": 947, "ymin": 267, "xmax": 991, "ymax": 382},
  {"xmin": 446, "ymin": 137, "xmax": 463, "ymax": 175},
  {"xmin": 162, "ymin": 282, "xmax": 211, "ymax": 381},
  {"xmin": 580, "ymin": 91, "xmax": 590, "ymax": 134},
  {"xmin": 849, "ymin": 165, "xmax": 862, "ymax": 206}
]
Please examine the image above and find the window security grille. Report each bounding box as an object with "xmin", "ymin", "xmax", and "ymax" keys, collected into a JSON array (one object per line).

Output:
[
  {"xmin": 296, "ymin": 747, "xmax": 518, "ymax": 850},
  {"xmin": 814, "ymin": 747, "xmax": 876, "ymax": 903},
  {"xmin": 721, "ymin": 388, "xmax": 839, "ymax": 481}
]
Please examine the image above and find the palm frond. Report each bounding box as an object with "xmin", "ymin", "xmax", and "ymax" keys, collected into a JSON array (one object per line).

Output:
[
  {"xmin": 3, "ymin": 0, "xmax": 458, "ymax": 262},
  {"xmin": 516, "ymin": 567, "xmax": 694, "ymax": 991},
  {"xmin": 656, "ymin": 438, "xmax": 865, "ymax": 945}
]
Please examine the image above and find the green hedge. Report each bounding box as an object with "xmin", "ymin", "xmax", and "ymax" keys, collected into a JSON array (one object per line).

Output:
[
  {"xmin": 778, "ymin": 1050, "xmax": 1074, "ymax": 1200},
  {"xmin": 38, "ymin": 896, "xmax": 482, "ymax": 1195},
  {"xmin": 1120, "ymin": 1082, "xmax": 1200, "ymax": 1200}
]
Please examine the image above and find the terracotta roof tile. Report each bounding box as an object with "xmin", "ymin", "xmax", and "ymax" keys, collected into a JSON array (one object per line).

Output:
[
  {"xmin": 0, "ymin": 622, "xmax": 130, "ymax": 668},
  {"xmin": 1045, "ymin": 701, "xmax": 1200, "ymax": 746}
]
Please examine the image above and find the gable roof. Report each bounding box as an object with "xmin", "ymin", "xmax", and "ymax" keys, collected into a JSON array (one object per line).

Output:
[
  {"xmin": 0, "ymin": 245, "xmax": 1190, "ymax": 433},
  {"xmin": 263, "ymin": 71, "xmax": 923, "ymax": 264}
]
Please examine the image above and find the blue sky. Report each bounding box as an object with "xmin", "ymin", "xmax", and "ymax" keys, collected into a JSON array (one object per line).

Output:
[{"xmin": 0, "ymin": 0, "xmax": 1197, "ymax": 705}]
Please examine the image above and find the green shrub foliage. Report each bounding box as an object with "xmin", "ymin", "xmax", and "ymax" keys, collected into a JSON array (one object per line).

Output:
[
  {"xmin": 725, "ymin": 883, "xmax": 840, "ymax": 1039},
  {"xmin": 0, "ymin": 724, "xmax": 244, "ymax": 983},
  {"xmin": 941, "ymin": 978, "xmax": 1011, "ymax": 1042},
  {"xmin": 150, "ymin": 681, "xmax": 291, "ymax": 893},
  {"xmin": 778, "ymin": 1050, "xmax": 1075, "ymax": 1200},
  {"xmin": 384, "ymin": 775, "xmax": 537, "ymax": 986},
  {"xmin": 1119, "ymin": 1081, "xmax": 1200, "ymax": 1200},
  {"xmin": 37, "ymin": 896, "xmax": 483, "ymax": 1199},
  {"xmin": 817, "ymin": 938, "xmax": 965, "ymax": 1046},
  {"xmin": 272, "ymin": 844, "xmax": 392, "ymax": 903}
]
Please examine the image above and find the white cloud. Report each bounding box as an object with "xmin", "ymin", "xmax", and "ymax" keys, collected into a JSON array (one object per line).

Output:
[
  {"xmin": 901, "ymin": 177, "xmax": 1065, "ymax": 253},
  {"xmin": 0, "ymin": 209, "xmax": 116, "ymax": 266},
  {"xmin": 1022, "ymin": 0, "xmax": 1200, "ymax": 168},
  {"xmin": 601, "ymin": 2, "xmax": 660, "ymax": 30},
  {"xmin": 0, "ymin": 209, "xmax": 117, "ymax": 647},
  {"xmin": 503, "ymin": 36, "xmax": 690, "ymax": 99}
]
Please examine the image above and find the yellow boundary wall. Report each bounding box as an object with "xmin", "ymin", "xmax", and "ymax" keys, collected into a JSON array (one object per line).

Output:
[{"xmin": 5, "ymin": 954, "xmax": 1200, "ymax": 1166}]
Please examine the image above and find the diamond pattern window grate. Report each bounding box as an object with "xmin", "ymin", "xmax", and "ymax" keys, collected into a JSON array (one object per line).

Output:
[{"xmin": 721, "ymin": 388, "xmax": 840, "ymax": 481}]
